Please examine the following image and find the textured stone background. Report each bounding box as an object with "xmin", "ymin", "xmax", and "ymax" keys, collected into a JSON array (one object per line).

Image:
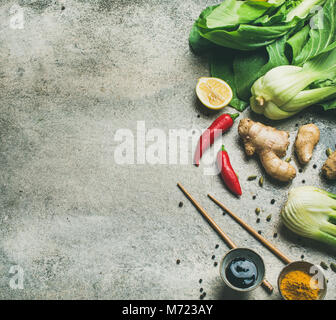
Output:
[{"xmin": 0, "ymin": 0, "xmax": 335, "ymax": 300}]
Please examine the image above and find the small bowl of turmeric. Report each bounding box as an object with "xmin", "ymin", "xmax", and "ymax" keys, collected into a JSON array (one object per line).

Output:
[{"xmin": 278, "ymin": 261, "xmax": 327, "ymax": 300}]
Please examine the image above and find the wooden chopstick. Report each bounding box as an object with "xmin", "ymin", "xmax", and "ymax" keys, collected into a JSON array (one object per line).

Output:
[
  {"xmin": 177, "ymin": 183, "xmax": 274, "ymax": 294},
  {"xmin": 208, "ymin": 194, "xmax": 292, "ymax": 265},
  {"xmin": 178, "ymin": 183, "xmax": 237, "ymax": 249}
]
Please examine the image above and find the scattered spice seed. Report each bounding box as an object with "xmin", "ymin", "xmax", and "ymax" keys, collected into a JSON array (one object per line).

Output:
[
  {"xmin": 223, "ymin": 211, "xmax": 226, "ymax": 216},
  {"xmin": 271, "ymin": 199, "xmax": 275, "ymax": 205},
  {"xmin": 176, "ymin": 259, "xmax": 181, "ymax": 265},
  {"xmin": 247, "ymin": 175, "xmax": 257, "ymax": 181},
  {"xmin": 326, "ymin": 148, "xmax": 333, "ymax": 157},
  {"xmin": 178, "ymin": 202, "xmax": 183, "ymax": 208},
  {"xmin": 266, "ymin": 214, "xmax": 272, "ymax": 222},
  {"xmin": 200, "ymin": 292, "xmax": 206, "ymax": 299},
  {"xmin": 313, "ymin": 164, "xmax": 317, "ymax": 169},
  {"xmin": 302, "ymin": 180, "xmax": 306, "ymax": 184},
  {"xmin": 252, "ymin": 195, "xmax": 256, "ymax": 200},
  {"xmin": 214, "ymin": 262, "xmax": 218, "ymax": 267},
  {"xmin": 301, "ymin": 255, "xmax": 305, "ymax": 259},
  {"xmin": 330, "ymin": 263, "xmax": 336, "ymax": 273},
  {"xmin": 258, "ymin": 230, "xmax": 262, "ymax": 234},
  {"xmin": 211, "ymin": 255, "xmax": 215, "ymax": 260},
  {"xmin": 259, "ymin": 176, "xmax": 264, "ymax": 187},
  {"xmin": 273, "ymin": 233, "xmax": 278, "ymax": 238},
  {"xmin": 320, "ymin": 261, "xmax": 329, "ymax": 270},
  {"xmin": 215, "ymin": 244, "xmax": 219, "ymax": 249},
  {"xmin": 199, "ymin": 279, "xmax": 202, "ymax": 284},
  {"xmin": 299, "ymin": 168, "xmax": 303, "ymax": 173},
  {"xmin": 295, "ymin": 124, "xmax": 299, "ymax": 127},
  {"xmin": 255, "ymin": 208, "xmax": 261, "ymax": 215},
  {"xmin": 256, "ymin": 218, "xmax": 260, "ymax": 223},
  {"xmin": 197, "ymin": 114, "xmax": 200, "ymax": 118},
  {"xmin": 200, "ymin": 288, "xmax": 203, "ymax": 292},
  {"xmin": 61, "ymin": 5, "xmax": 65, "ymax": 10}
]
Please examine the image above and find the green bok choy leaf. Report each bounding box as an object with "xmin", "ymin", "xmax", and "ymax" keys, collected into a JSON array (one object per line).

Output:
[{"xmin": 190, "ymin": 0, "xmax": 324, "ymax": 52}]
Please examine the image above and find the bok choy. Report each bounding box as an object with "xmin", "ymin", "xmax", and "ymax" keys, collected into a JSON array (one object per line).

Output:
[
  {"xmin": 190, "ymin": 0, "xmax": 324, "ymax": 51},
  {"xmin": 190, "ymin": 0, "xmax": 336, "ymax": 112},
  {"xmin": 281, "ymin": 186, "xmax": 336, "ymax": 247},
  {"xmin": 250, "ymin": 47, "xmax": 336, "ymax": 119}
]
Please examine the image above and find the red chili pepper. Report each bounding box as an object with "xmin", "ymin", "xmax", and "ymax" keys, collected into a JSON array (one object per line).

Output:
[
  {"xmin": 194, "ymin": 113, "xmax": 239, "ymax": 166},
  {"xmin": 217, "ymin": 145, "xmax": 242, "ymax": 196}
]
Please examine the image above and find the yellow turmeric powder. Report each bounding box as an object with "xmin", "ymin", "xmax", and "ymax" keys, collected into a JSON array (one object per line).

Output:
[{"xmin": 280, "ymin": 270, "xmax": 320, "ymax": 300}]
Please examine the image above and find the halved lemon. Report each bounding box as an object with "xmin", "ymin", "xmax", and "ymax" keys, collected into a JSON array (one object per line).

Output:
[{"xmin": 196, "ymin": 77, "xmax": 233, "ymax": 110}]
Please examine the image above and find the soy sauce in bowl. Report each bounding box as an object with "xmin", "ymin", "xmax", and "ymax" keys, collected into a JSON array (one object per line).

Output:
[
  {"xmin": 220, "ymin": 248, "xmax": 265, "ymax": 292},
  {"xmin": 225, "ymin": 257, "xmax": 258, "ymax": 289}
]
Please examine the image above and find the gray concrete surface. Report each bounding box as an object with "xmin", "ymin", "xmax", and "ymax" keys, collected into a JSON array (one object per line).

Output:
[{"xmin": 0, "ymin": 0, "xmax": 335, "ymax": 300}]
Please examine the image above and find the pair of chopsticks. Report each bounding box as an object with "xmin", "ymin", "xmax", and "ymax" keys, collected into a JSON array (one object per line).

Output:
[{"xmin": 177, "ymin": 183, "xmax": 293, "ymax": 294}]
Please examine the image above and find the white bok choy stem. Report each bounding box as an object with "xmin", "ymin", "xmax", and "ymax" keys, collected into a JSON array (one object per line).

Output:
[
  {"xmin": 250, "ymin": 47, "xmax": 336, "ymax": 120},
  {"xmin": 286, "ymin": 0, "xmax": 326, "ymax": 21}
]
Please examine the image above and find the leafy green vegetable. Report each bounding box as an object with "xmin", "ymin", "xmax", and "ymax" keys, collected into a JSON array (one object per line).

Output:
[
  {"xmin": 286, "ymin": 0, "xmax": 325, "ymax": 21},
  {"xmin": 210, "ymin": 49, "xmax": 248, "ymax": 111},
  {"xmin": 250, "ymin": 48, "xmax": 336, "ymax": 119},
  {"xmin": 190, "ymin": 0, "xmax": 318, "ymax": 52},
  {"xmin": 233, "ymin": 35, "xmax": 289, "ymax": 101},
  {"xmin": 281, "ymin": 186, "xmax": 336, "ymax": 247},
  {"xmin": 190, "ymin": 0, "xmax": 336, "ymax": 113},
  {"xmin": 289, "ymin": 0, "xmax": 336, "ymax": 65},
  {"xmin": 198, "ymin": 0, "xmax": 275, "ymax": 29}
]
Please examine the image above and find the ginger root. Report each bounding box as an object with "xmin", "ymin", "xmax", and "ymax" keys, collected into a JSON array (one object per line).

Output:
[
  {"xmin": 322, "ymin": 150, "xmax": 336, "ymax": 180},
  {"xmin": 294, "ymin": 124, "xmax": 320, "ymax": 165},
  {"xmin": 238, "ymin": 119, "xmax": 296, "ymax": 182}
]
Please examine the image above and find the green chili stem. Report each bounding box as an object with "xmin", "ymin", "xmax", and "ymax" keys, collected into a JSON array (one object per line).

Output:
[{"xmin": 230, "ymin": 113, "xmax": 239, "ymax": 121}]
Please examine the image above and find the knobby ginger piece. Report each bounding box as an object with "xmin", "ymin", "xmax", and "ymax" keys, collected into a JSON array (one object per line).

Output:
[
  {"xmin": 322, "ymin": 150, "xmax": 336, "ymax": 180},
  {"xmin": 295, "ymin": 124, "xmax": 320, "ymax": 165},
  {"xmin": 238, "ymin": 119, "xmax": 296, "ymax": 182}
]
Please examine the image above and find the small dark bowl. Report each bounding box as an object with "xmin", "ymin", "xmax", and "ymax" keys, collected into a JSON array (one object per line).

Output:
[{"xmin": 219, "ymin": 248, "xmax": 266, "ymax": 292}]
